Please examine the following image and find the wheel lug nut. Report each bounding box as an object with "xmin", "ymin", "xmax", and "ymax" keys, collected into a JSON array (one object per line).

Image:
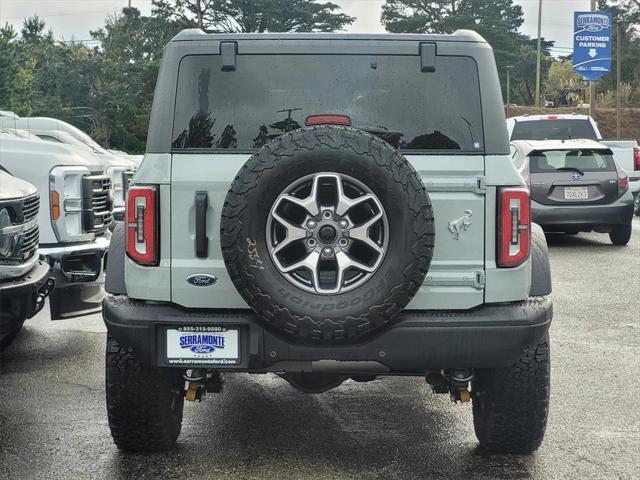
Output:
[
  {"xmin": 322, "ymin": 210, "xmax": 333, "ymax": 220},
  {"xmin": 322, "ymin": 247, "xmax": 333, "ymax": 257},
  {"xmin": 338, "ymin": 219, "xmax": 348, "ymax": 229},
  {"xmin": 338, "ymin": 238, "xmax": 348, "ymax": 247},
  {"xmin": 307, "ymin": 238, "xmax": 317, "ymax": 247},
  {"xmin": 306, "ymin": 220, "xmax": 317, "ymax": 229}
]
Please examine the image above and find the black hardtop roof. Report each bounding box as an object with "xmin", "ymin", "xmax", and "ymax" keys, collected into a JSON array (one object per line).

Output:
[{"xmin": 171, "ymin": 28, "xmax": 487, "ymax": 44}]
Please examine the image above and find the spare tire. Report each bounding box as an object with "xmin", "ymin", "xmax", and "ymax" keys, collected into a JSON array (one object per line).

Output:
[{"xmin": 221, "ymin": 126, "xmax": 434, "ymax": 343}]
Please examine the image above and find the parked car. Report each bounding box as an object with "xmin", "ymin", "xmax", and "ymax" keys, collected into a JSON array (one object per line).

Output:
[
  {"xmin": 0, "ymin": 116, "xmax": 135, "ymax": 220},
  {"xmin": 0, "ymin": 133, "xmax": 113, "ymax": 319},
  {"xmin": 103, "ymin": 30, "xmax": 553, "ymax": 455},
  {"xmin": 506, "ymin": 113, "xmax": 640, "ymax": 216},
  {"xmin": 0, "ymin": 169, "xmax": 55, "ymax": 349},
  {"xmin": 510, "ymin": 139, "xmax": 634, "ymax": 244}
]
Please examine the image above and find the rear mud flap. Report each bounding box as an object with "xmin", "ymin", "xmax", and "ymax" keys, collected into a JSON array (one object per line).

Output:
[{"xmin": 49, "ymin": 283, "xmax": 106, "ymax": 320}]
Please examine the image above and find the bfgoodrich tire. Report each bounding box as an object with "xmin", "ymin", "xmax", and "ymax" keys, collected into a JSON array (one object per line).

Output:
[
  {"xmin": 105, "ymin": 337, "xmax": 184, "ymax": 452},
  {"xmin": 609, "ymin": 224, "xmax": 632, "ymax": 245},
  {"xmin": 471, "ymin": 334, "xmax": 550, "ymax": 454},
  {"xmin": 221, "ymin": 126, "xmax": 435, "ymax": 343}
]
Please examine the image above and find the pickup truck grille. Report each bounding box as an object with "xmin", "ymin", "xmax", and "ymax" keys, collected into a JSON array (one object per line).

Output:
[
  {"xmin": 82, "ymin": 175, "xmax": 113, "ymax": 234},
  {"xmin": 19, "ymin": 225, "xmax": 39, "ymax": 262},
  {"xmin": 0, "ymin": 193, "xmax": 40, "ymax": 265},
  {"xmin": 22, "ymin": 193, "xmax": 40, "ymax": 223}
]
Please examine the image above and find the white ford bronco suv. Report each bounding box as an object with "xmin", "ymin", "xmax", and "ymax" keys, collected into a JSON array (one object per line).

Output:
[{"xmin": 103, "ymin": 30, "xmax": 553, "ymax": 454}]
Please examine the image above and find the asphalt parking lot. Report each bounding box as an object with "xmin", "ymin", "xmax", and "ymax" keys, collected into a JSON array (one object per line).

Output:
[{"xmin": 1, "ymin": 218, "xmax": 639, "ymax": 480}]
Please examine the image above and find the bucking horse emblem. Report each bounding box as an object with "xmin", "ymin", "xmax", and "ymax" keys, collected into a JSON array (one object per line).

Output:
[{"xmin": 448, "ymin": 210, "xmax": 472, "ymax": 240}]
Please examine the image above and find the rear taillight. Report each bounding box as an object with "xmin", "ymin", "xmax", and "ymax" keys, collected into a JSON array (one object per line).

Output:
[
  {"xmin": 126, "ymin": 186, "xmax": 158, "ymax": 266},
  {"xmin": 633, "ymin": 147, "xmax": 640, "ymax": 171},
  {"xmin": 498, "ymin": 188, "xmax": 531, "ymax": 268},
  {"xmin": 618, "ymin": 172, "xmax": 629, "ymax": 194}
]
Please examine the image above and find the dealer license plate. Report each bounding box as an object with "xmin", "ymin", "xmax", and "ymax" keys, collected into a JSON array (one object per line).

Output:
[
  {"xmin": 166, "ymin": 327, "xmax": 239, "ymax": 365},
  {"xmin": 564, "ymin": 186, "xmax": 588, "ymax": 200}
]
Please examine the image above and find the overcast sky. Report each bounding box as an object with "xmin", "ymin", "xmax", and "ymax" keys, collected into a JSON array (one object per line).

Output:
[{"xmin": 0, "ymin": 0, "xmax": 599, "ymax": 56}]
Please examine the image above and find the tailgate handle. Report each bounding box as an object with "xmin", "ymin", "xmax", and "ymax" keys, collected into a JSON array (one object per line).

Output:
[{"xmin": 195, "ymin": 192, "xmax": 209, "ymax": 258}]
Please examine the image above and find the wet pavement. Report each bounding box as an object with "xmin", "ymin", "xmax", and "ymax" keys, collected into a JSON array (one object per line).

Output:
[{"xmin": 1, "ymin": 218, "xmax": 639, "ymax": 479}]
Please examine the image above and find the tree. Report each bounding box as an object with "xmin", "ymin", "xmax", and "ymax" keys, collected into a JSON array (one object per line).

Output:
[
  {"xmin": 89, "ymin": 7, "xmax": 186, "ymax": 150},
  {"xmin": 0, "ymin": 23, "xmax": 34, "ymax": 116},
  {"xmin": 152, "ymin": 0, "xmax": 354, "ymax": 33},
  {"xmin": 381, "ymin": 0, "xmax": 524, "ymax": 36},
  {"xmin": 596, "ymin": 0, "xmax": 640, "ymax": 99},
  {"xmin": 544, "ymin": 60, "xmax": 584, "ymax": 104},
  {"xmin": 381, "ymin": 0, "xmax": 554, "ymax": 106}
]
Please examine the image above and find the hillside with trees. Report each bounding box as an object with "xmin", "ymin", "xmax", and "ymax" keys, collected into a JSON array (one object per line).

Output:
[{"xmin": 0, "ymin": 0, "xmax": 637, "ymax": 152}]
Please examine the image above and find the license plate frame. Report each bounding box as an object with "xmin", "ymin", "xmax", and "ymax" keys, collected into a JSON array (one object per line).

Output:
[
  {"xmin": 164, "ymin": 326, "xmax": 241, "ymax": 366},
  {"xmin": 564, "ymin": 186, "xmax": 588, "ymax": 200}
]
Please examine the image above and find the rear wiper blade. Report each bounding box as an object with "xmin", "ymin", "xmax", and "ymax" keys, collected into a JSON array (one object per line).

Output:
[{"xmin": 555, "ymin": 167, "xmax": 584, "ymax": 176}]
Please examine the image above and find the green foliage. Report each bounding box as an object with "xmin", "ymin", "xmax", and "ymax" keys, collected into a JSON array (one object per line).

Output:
[
  {"xmin": 88, "ymin": 7, "xmax": 186, "ymax": 151},
  {"xmin": 152, "ymin": 0, "xmax": 354, "ymax": 32},
  {"xmin": 0, "ymin": 23, "xmax": 31, "ymax": 116},
  {"xmin": 0, "ymin": 1, "xmax": 353, "ymax": 152},
  {"xmin": 1, "ymin": 0, "xmax": 638, "ymax": 154},
  {"xmin": 380, "ymin": 0, "xmax": 552, "ymax": 105}
]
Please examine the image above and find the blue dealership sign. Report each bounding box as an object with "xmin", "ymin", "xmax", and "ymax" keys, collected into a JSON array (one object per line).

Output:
[{"xmin": 573, "ymin": 11, "xmax": 612, "ymax": 80}]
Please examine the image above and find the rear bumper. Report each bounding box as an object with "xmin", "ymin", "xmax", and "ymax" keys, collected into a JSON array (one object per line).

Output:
[
  {"xmin": 103, "ymin": 296, "xmax": 553, "ymax": 373},
  {"xmin": 40, "ymin": 236, "xmax": 109, "ymax": 320},
  {"xmin": 532, "ymin": 191, "xmax": 634, "ymax": 229}
]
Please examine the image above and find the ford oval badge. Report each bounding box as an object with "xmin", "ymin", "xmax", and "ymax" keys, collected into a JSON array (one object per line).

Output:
[{"xmin": 186, "ymin": 274, "xmax": 217, "ymax": 287}]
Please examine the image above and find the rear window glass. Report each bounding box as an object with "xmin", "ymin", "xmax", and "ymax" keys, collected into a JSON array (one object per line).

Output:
[
  {"xmin": 529, "ymin": 149, "xmax": 615, "ymax": 172},
  {"xmin": 511, "ymin": 119, "xmax": 598, "ymax": 141},
  {"xmin": 172, "ymin": 54, "xmax": 484, "ymax": 153}
]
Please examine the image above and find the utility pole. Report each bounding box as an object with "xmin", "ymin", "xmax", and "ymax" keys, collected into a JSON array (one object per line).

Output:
[
  {"xmin": 507, "ymin": 66, "xmax": 512, "ymax": 115},
  {"xmin": 589, "ymin": 0, "xmax": 596, "ymax": 118},
  {"xmin": 616, "ymin": 19, "xmax": 622, "ymax": 139},
  {"xmin": 535, "ymin": 0, "xmax": 543, "ymax": 108},
  {"xmin": 128, "ymin": 0, "xmax": 131, "ymax": 7}
]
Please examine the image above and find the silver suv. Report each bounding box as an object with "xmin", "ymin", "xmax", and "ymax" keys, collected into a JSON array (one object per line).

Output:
[{"xmin": 103, "ymin": 30, "xmax": 553, "ymax": 454}]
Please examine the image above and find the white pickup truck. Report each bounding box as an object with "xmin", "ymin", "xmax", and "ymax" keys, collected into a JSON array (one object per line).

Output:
[
  {"xmin": 0, "ymin": 133, "xmax": 113, "ymax": 320},
  {"xmin": 507, "ymin": 114, "xmax": 640, "ymax": 215},
  {"xmin": 0, "ymin": 115, "xmax": 135, "ymax": 220},
  {"xmin": 0, "ymin": 169, "xmax": 55, "ymax": 348}
]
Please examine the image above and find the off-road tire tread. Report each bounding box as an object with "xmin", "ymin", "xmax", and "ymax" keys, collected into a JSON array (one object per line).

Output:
[
  {"xmin": 472, "ymin": 334, "xmax": 550, "ymax": 454},
  {"xmin": 105, "ymin": 337, "xmax": 183, "ymax": 452},
  {"xmin": 221, "ymin": 126, "xmax": 434, "ymax": 342}
]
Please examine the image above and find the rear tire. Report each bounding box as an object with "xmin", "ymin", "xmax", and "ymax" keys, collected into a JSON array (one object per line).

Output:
[
  {"xmin": 472, "ymin": 334, "xmax": 550, "ymax": 454},
  {"xmin": 609, "ymin": 224, "xmax": 632, "ymax": 245},
  {"xmin": 105, "ymin": 337, "xmax": 184, "ymax": 452}
]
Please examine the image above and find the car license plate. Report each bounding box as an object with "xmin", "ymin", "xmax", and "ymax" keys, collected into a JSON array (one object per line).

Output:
[
  {"xmin": 166, "ymin": 327, "xmax": 239, "ymax": 365},
  {"xmin": 564, "ymin": 186, "xmax": 588, "ymax": 199}
]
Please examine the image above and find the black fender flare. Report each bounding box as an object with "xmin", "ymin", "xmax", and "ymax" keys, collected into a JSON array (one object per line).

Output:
[
  {"xmin": 529, "ymin": 223, "xmax": 552, "ymax": 297},
  {"xmin": 105, "ymin": 222, "xmax": 127, "ymax": 295}
]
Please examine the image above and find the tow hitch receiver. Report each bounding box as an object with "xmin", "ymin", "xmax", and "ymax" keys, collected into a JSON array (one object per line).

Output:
[
  {"xmin": 183, "ymin": 370, "xmax": 224, "ymax": 402},
  {"xmin": 425, "ymin": 369, "xmax": 473, "ymax": 403}
]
